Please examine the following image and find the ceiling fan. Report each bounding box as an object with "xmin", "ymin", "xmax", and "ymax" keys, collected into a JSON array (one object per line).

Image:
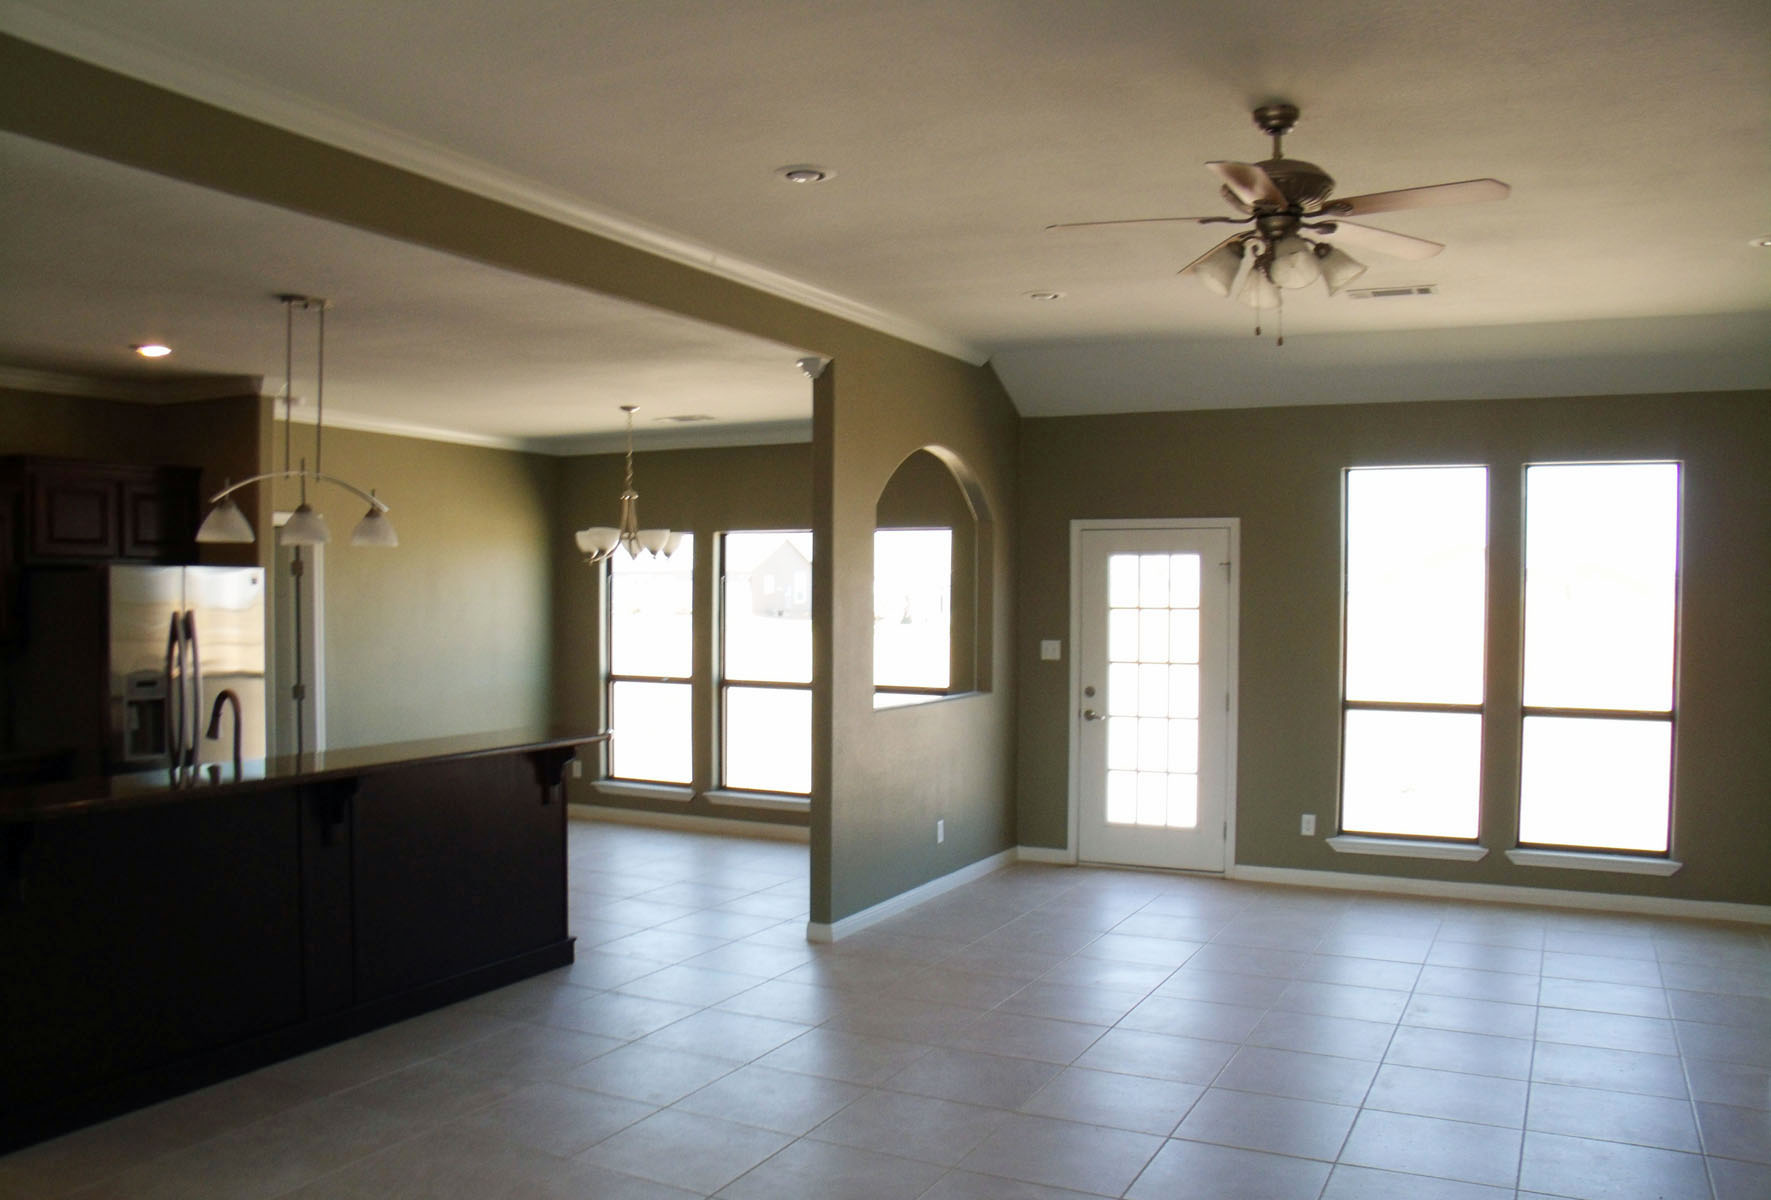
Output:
[{"xmin": 1050, "ymin": 103, "xmax": 1510, "ymax": 329}]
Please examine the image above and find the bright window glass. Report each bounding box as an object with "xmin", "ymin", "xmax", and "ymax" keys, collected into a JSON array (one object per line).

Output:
[
  {"xmin": 1342, "ymin": 709, "xmax": 1483, "ymax": 839},
  {"xmin": 1345, "ymin": 467, "xmax": 1488, "ymax": 704},
  {"xmin": 607, "ymin": 536, "xmax": 693, "ymax": 783},
  {"xmin": 1520, "ymin": 463, "xmax": 1678, "ymax": 852},
  {"xmin": 1519, "ymin": 717, "xmax": 1672, "ymax": 852},
  {"xmin": 1341, "ymin": 467, "xmax": 1487, "ymax": 840},
  {"xmin": 721, "ymin": 531, "xmax": 812, "ymax": 794},
  {"xmin": 1523, "ymin": 464, "xmax": 1678, "ymax": 711},
  {"xmin": 724, "ymin": 686, "xmax": 811, "ymax": 794},
  {"xmin": 608, "ymin": 680, "xmax": 692, "ymax": 784},
  {"xmin": 874, "ymin": 528, "xmax": 952, "ymax": 691}
]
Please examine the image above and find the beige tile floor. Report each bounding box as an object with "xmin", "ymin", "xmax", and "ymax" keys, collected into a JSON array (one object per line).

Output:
[{"xmin": 3, "ymin": 818, "xmax": 1768, "ymax": 1199}]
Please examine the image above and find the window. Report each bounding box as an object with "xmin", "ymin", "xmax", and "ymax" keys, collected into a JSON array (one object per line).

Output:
[
  {"xmin": 1519, "ymin": 463, "xmax": 1679, "ymax": 852},
  {"xmin": 606, "ymin": 536, "xmax": 694, "ymax": 784},
  {"xmin": 721, "ymin": 531, "xmax": 813, "ymax": 794},
  {"xmin": 1340, "ymin": 467, "xmax": 1488, "ymax": 839},
  {"xmin": 873, "ymin": 527, "xmax": 952, "ymax": 707}
]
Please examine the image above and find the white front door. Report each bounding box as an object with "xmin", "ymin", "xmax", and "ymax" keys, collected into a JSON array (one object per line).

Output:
[{"xmin": 1075, "ymin": 523, "xmax": 1235, "ymax": 871}]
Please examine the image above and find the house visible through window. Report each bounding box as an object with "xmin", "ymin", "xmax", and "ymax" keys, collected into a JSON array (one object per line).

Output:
[
  {"xmin": 606, "ymin": 535, "xmax": 694, "ymax": 784},
  {"xmin": 721, "ymin": 531, "xmax": 813, "ymax": 794}
]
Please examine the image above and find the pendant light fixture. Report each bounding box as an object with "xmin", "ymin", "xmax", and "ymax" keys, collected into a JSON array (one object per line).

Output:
[
  {"xmin": 196, "ymin": 295, "xmax": 396, "ymax": 548},
  {"xmin": 575, "ymin": 405, "xmax": 681, "ymax": 564}
]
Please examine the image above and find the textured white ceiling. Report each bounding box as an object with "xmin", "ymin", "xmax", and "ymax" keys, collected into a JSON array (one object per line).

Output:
[{"xmin": 2, "ymin": 0, "xmax": 1767, "ymax": 442}]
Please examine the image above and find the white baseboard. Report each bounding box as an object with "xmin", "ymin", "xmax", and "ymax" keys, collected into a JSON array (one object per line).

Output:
[
  {"xmin": 1228, "ymin": 863, "xmax": 1771, "ymax": 926},
  {"xmin": 569, "ymin": 802, "xmax": 809, "ymax": 843},
  {"xmin": 807, "ymin": 848, "xmax": 1017, "ymax": 942},
  {"xmin": 1016, "ymin": 845, "xmax": 1077, "ymax": 865}
]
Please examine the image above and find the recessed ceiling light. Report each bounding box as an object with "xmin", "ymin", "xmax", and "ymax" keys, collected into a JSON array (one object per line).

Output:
[
  {"xmin": 777, "ymin": 164, "xmax": 832, "ymax": 184},
  {"xmin": 133, "ymin": 343, "xmax": 172, "ymax": 358},
  {"xmin": 1752, "ymin": 235, "xmax": 1771, "ymax": 249},
  {"xmin": 1026, "ymin": 291, "xmax": 1065, "ymax": 301}
]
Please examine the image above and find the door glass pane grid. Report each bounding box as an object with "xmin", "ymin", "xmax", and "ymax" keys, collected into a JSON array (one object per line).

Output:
[{"xmin": 1105, "ymin": 552, "xmax": 1203, "ymax": 829}]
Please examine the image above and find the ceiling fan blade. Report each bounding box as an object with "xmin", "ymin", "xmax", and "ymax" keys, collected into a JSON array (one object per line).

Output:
[
  {"xmin": 1325, "ymin": 178, "xmax": 1510, "ymax": 217},
  {"xmin": 1206, "ymin": 161, "xmax": 1284, "ymax": 209},
  {"xmin": 1046, "ymin": 216, "xmax": 1244, "ymax": 231},
  {"xmin": 1320, "ymin": 221, "xmax": 1445, "ymax": 260}
]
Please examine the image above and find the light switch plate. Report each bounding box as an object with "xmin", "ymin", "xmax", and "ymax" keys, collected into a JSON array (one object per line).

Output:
[
  {"xmin": 1040, "ymin": 640, "xmax": 1062, "ymax": 661},
  {"xmin": 1300, "ymin": 813, "xmax": 1316, "ymax": 836}
]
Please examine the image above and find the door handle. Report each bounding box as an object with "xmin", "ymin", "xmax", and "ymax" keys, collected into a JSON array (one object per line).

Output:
[{"xmin": 1082, "ymin": 709, "xmax": 1103, "ymax": 722}]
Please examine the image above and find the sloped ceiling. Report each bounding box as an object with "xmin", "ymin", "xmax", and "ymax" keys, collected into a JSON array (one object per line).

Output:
[{"xmin": 1, "ymin": 0, "xmax": 1766, "ymax": 445}]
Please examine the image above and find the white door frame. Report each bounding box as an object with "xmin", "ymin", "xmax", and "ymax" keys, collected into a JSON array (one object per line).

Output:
[{"xmin": 1066, "ymin": 517, "xmax": 1240, "ymax": 871}]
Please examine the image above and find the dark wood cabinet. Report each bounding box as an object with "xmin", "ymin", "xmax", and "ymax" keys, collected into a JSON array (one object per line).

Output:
[
  {"xmin": 0, "ymin": 737, "xmax": 581, "ymax": 1151},
  {"xmin": 5, "ymin": 459, "xmax": 200, "ymax": 565}
]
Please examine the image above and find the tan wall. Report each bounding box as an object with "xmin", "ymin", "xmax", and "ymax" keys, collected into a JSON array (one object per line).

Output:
[
  {"xmin": 310, "ymin": 426, "xmax": 558, "ymax": 747},
  {"xmin": 1017, "ymin": 391, "xmax": 1771, "ymax": 907},
  {"xmin": 553, "ymin": 442, "xmax": 813, "ymax": 825}
]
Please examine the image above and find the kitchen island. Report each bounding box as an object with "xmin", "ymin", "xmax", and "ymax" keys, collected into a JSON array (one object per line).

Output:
[{"xmin": 0, "ymin": 727, "xmax": 605, "ymax": 1152}]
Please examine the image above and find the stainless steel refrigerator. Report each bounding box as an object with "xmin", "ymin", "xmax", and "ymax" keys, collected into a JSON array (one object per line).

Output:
[{"xmin": 9, "ymin": 564, "xmax": 267, "ymax": 777}]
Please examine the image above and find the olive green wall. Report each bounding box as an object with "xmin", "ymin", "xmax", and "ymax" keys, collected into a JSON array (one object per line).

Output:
[
  {"xmin": 309, "ymin": 426, "xmax": 558, "ymax": 748},
  {"xmin": 818, "ymin": 354, "xmax": 1020, "ymax": 925},
  {"xmin": 1017, "ymin": 391, "xmax": 1771, "ymax": 907},
  {"xmin": 553, "ymin": 442, "xmax": 813, "ymax": 825},
  {"xmin": 4, "ymin": 34, "xmax": 1024, "ymax": 927}
]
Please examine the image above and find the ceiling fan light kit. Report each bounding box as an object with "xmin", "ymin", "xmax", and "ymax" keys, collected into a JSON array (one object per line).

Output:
[{"xmin": 1051, "ymin": 102, "xmax": 1510, "ymax": 343}]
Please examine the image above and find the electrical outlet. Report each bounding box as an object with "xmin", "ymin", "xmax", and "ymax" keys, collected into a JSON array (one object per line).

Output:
[
  {"xmin": 936, "ymin": 819, "xmax": 945, "ymax": 844},
  {"xmin": 1300, "ymin": 813, "xmax": 1316, "ymax": 837},
  {"xmin": 570, "ymin": 758, "xmax": 583, "ymax": 779}
]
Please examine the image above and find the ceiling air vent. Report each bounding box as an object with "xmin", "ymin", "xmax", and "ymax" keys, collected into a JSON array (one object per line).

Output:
[
  {"xmin": 658, "ymin": 413, "xmax": 715, "ymax": 423},
  {"xmin": 1346, "ymin": 285, "xmax": 1438, "ymax": 300}
]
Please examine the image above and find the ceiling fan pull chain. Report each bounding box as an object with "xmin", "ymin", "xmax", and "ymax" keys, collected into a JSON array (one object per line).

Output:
[{"xmin": 1277, "ymin": 294, "xmax": 1285, "ymax": 347}]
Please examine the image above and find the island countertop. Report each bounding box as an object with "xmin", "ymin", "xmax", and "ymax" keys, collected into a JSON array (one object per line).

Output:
[{"xmin": 0, "ymin": 725, "xmax": 609, "ymax": 823}]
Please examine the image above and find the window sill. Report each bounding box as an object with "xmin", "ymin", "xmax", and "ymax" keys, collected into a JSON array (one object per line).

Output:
[
  {"xmin": 591, "ymin": 780, "xmax": 693, "ymax": 805},
  {"xmin": 704, "ymin": 789, "xmax": 810, "ymax": 813},
  {"xmin": 1504, "ymin": 848, "xmax": 1682, "ymax": 876},
  {"xmin": 1326, "ymin": 835, "xmax": 1489, "ymax": 862}
]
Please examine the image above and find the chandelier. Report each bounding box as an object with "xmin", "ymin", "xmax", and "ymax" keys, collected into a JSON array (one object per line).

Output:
[
  {"xmin": 575, "ymin": 405, "xmax": 681, "ymax": 564},
  {"xmin": 196, "ymin": 294, "xmax": 396, "ymax": 547}
]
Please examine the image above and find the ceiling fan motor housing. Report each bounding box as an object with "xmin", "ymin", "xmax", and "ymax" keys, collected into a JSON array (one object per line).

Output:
[{"xmin": 1257, "ymin": 158, "xmax": 1336, "ymax": 211}]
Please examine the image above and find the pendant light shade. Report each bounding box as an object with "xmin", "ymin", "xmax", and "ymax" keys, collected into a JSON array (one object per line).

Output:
[
  {"xmin": 1268, "ymin": 235, "xmax": 1322, "ymax": 289},
  {"xmin": 281, "ymin": 503, "xmax": 331, "ymax": 546},
  {"xmin": 350, "ymin": 498, "xmax": 399, "ymax": 547},
  {"xmin": 195, "ymin": 494, "xmax": 256, "ymax": 544},
  {"xmin": 577, "ymin": 406, "xmax": 679, "ymax": 565},
  {"xmin": 1317, "ymin": 244, "xmax": 1369, "ymax": 295},
  {"xmin": 192, "ymin": 295, "xmax": 396, "ymax": 551},
  {"xmin": 1191, "ymin": 239, "xmax": 1247, "ymax": 298},
  {"xmin": 575, "ymin": 527, "xmax": 621, "ymax": 558}
]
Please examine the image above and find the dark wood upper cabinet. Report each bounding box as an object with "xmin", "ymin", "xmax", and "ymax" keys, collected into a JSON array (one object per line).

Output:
[{"xmin": 5, "ymin": 459, "xmax": 200, "ymax": 565}]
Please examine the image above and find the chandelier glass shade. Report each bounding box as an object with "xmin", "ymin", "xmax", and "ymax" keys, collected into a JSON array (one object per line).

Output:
[
  {"xmin": 195, "ymin": 295, "xmax": 396, "ymax": 548},
  {"xmin": 575, "ymin": 405, "xmax": 681, "ymax": 564}
]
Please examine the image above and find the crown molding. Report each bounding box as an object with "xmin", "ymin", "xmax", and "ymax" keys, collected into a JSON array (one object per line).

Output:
[
  {"xmin": 0, "ymin": 363, "xmax": 262, "ymax": 402},
  {"xmin": 1, "ymin": 4, "xmax": 989, "ymax": 367}
]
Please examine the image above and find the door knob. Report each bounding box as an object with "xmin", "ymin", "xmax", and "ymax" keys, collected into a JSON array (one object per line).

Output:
[{"xmin": 1082, "ymin": 709, "xmax": 1103, "ymax": 721}]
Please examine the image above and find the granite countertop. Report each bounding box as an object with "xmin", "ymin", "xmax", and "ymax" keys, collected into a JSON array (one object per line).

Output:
[{"xmin": 0, "ymin": 726, "xmax": 609, "ymax": 823}]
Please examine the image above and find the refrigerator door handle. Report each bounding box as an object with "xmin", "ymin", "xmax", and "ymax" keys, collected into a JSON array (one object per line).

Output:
[
  {"xmin": 183, "ymin": 610, "xmax": 201, "ymax": 768},
  {"xmin": 164, "ymin": 612, "xmax": 184, "ymax": 771}
]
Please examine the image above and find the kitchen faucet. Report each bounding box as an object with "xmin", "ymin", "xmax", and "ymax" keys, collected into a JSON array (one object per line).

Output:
[{"xmin": 205, "ymin": 688, "xmax": 243, "ymax": 778}]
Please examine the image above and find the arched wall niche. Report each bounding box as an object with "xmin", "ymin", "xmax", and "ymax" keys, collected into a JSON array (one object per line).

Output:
[{"xmin": 872, "ymin": 445, "xmax": 994, "ymax": 704}]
